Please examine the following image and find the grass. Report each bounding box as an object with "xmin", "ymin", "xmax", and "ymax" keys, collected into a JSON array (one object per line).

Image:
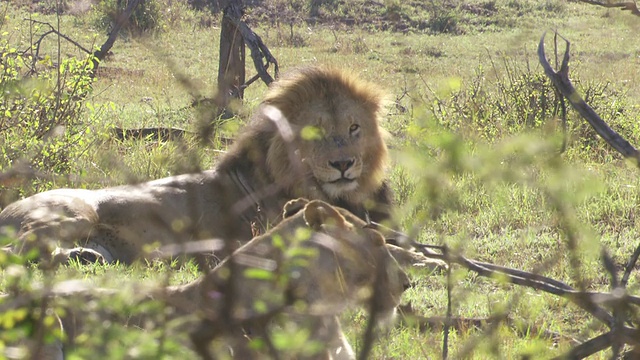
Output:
[{"xmin": 2, "ymin": 0, "xmax": 640, "ymax": 358}]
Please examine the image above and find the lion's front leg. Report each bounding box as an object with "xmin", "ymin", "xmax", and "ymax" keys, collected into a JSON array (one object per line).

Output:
[
  {"xmin": 385, "ymin": 244, "xmax": 448, "ymax": 272},
  {"xmin": 51, "ymin": 247, "xmax": 106, "ymax": 265}
]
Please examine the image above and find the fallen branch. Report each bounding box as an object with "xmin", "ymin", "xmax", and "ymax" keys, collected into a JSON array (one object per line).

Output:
[
  {"xmin": 398, "ymin": 304, "xmax": 582, "ymax": 346},
  {"xmin": 552, "ymin": 331, "xmax": 614, "ymax": 359},
  {"xmin": 537, "ymin": 29, "xmax": 640, "ymax": 358}
]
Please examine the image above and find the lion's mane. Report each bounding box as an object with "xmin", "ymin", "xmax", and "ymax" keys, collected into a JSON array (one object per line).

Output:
[{"xmin": 219, "ymin": 66, "xmax": 391, "ymax": 223}]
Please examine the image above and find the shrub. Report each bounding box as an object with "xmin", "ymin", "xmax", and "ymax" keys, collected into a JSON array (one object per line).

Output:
[
  {"xmin": 90, "ymin": 0, "xmax": 164, "ymax": 35},
  {"xmin": 0, "ymin": 37, "xmax": 96, "ymax": 197},
  {"xmin": 426, "ymin": 62, "xmax": 558, "ymax": 139},
  {"xmin": 419, "ymin": 58, "xmax": 639, "ymax": 163}
]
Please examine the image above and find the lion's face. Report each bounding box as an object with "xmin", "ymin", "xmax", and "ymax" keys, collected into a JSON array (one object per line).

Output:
[
  {"xmin": 295, "ymin": 96, "xmax": 384, "ymax": 199},
  {"xmin": 261, "ymin": 67, "xmax": 388, "ymax": 204}
]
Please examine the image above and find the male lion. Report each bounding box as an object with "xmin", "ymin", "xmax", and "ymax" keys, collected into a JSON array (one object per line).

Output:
[
  {"xmin": 13, "ymin": 199, "xmax": 409, "ymax": 360},
  {"xmin": 0, "ymin": 66, "xmax": 393, "ymax": 264}
]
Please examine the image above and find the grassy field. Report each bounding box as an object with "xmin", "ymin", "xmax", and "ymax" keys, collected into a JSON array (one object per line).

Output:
[{"xmin": 2, "ymin": 0, "xmax": 640, "ymax": 358}]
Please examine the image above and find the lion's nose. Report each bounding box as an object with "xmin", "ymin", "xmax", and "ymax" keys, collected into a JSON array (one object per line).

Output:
[{"xmin": 329, "ymin": 158, "xmax": 355, "ymax": 172}]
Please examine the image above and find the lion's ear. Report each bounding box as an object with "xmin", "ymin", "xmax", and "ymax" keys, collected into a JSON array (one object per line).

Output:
[
  {"xmin": 303, "ymin": 200, "xmax": 348, "ymax": 230},
  {"xmin": 283, "ymin": 198, "xmax": 310, "ymax": 219}
]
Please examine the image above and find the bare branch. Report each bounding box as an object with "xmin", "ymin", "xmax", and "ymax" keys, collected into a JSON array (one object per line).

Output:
[
  {"xmin": 535, "ymin": 31, "xmax": 640, "ymax": 356},
  {"xmin": 357, "ymin": 250, "xmax": 386, "ymax": 360},
  {"xmin": 442, "ymin": 246, "xmax": 453, "ymax": 359},
  {"xmin": 622, "ymin": 242, "xmax": 640, "ymax": 287},
  {"xmin": 576, "ymin": 0, "xmax": 640, "ymax": 16},
  {"xmin": 602, "ymin": 250, "xmax": 625, "ymax": 358},
  {"xmin": 22, "ymin": 19, "xmax": 92, "ymax": 59},
  {"xmin": 399, "ymin": 306, "xmax": 581, "ymax": 344},
  {"xmin": 19, "ymin": 1, "xmax": 141, "ymax": 80},
  {"xmin": 537, "ymin": 31, "xmax": 640, "ymax": 166},
  {"xmin": 555, "ymin": 331, "xmax": 614, "ymax": 359}
]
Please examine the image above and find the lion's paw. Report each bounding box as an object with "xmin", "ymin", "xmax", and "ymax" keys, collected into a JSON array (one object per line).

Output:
[
  {"xmin": 52, "ymin": 247, "xmax": 106, "ymax": 265},
  {"xmin": 411, "ymin": 256, "xmax": 448, "ymax": 272},
  {"xmin": 386, "ymin": 245, "xmax": 448, "ymax": 273}
]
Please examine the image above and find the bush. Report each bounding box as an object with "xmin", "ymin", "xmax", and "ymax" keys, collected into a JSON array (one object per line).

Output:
[
  {"xmin": 418, "ymin": 58, "xmax": 639, "ymax": 163},
  {"xmin": 426, "ymin": 62, "xmax": 559, "ymax": 139},
  {"xmin": 0, "ymin": 37, "xmax": 96, "ymax": 197},
  {"xmin": 91, "ymin": 0, "xmax": 164, "ymax": 35},
  {"xmin": 429, "ymin": 10, "xmax": 460, "ymax": 34}
]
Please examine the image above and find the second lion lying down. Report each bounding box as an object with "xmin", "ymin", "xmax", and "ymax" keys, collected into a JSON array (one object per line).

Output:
[{"xmin": 16, "ymin": 199, "xmax": 409, "ymax": 359}]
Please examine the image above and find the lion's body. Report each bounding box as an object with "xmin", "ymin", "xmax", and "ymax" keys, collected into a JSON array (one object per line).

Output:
[
  {"xmin": 0, "ymin": 171, "xmax": 249, "ymax": 263},
  {"xmin": 0, "ymin": 66, "xmax": 392, "ymax": 264},
  {"xmin": 16, "ymin": 200, "xmax": 408, "ymax": 360}
]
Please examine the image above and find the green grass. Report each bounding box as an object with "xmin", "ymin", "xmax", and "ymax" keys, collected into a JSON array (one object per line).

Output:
[{"xmin": 3, "ymin": 0, "xmax": 640, "ymax": 358}]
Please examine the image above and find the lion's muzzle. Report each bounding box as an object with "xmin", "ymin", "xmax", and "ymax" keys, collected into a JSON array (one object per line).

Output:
[{"xmin": 328, "ymin": 158, "xmax": 355, "ymax": 174}]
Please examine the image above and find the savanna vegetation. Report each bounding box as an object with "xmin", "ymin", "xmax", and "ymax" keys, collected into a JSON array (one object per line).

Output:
[{"xmin": 2, "ymin": 0, "xmax": 640, "ymax": 358}]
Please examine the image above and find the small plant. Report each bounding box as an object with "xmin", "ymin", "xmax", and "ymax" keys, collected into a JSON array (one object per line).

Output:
[{"xmin": 429, "ymin": 10, "xmax": 460, "ymax": 34}]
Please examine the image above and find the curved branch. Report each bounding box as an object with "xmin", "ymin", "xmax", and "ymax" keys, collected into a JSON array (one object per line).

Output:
[
  {"xmin": 369, "ymin": 221, "xmax": 640, "ymax": 346},
  {"xmin": 537, "ymin": 31, "xmax": 640, "ymax": 165}
]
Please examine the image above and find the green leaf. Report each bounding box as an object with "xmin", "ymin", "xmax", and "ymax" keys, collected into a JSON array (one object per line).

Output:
[
  {"xmin": 300, "ymin": 126, "xmax": 323, "ymax": 141},
  {"xmin": 243, "ymin": 267, "xmax": 275, "ymax": 281}
]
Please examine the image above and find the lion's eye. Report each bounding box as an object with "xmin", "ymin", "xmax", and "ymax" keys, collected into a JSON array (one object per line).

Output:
[{"xmin": 349, "ymin": 124, "xmax": 360, "ymax": 136}]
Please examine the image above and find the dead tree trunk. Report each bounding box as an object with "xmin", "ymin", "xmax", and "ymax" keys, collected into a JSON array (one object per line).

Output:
[
  {"xmin": 217, "ymin": 0, "xmax": 246, "ymax": 103},
  {"xmin": 215, "ymin": 0, "xmax": 279, "ymax": 116}
]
